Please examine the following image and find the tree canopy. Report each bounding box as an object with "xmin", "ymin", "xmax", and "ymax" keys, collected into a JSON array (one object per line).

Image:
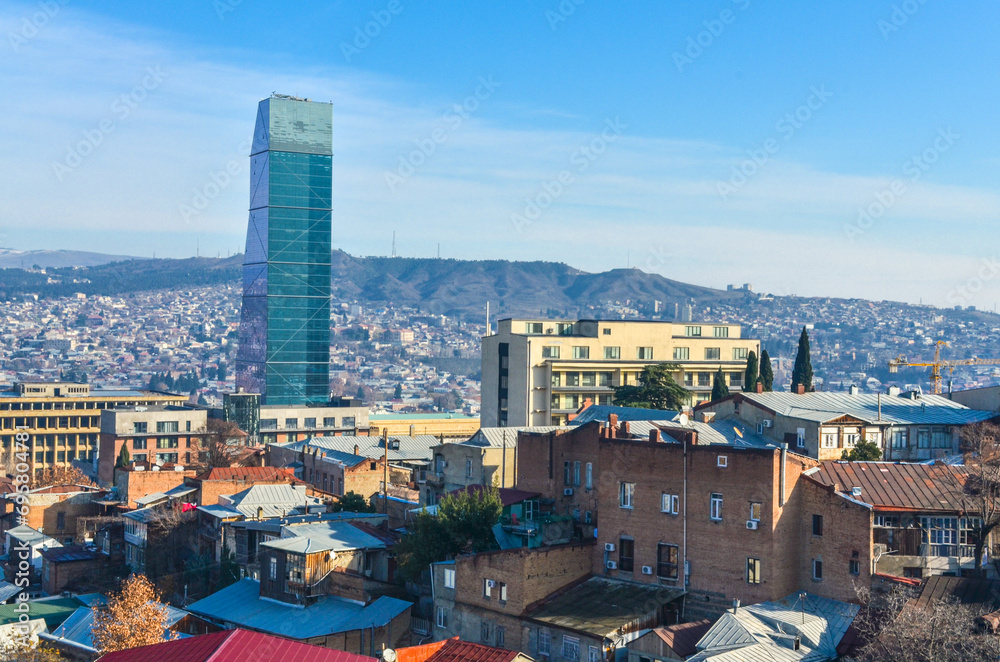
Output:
[
  {"xmin": 91, "ymin": 574, "xmax": 175, "ymax": 653},
  {"xmin": 710, "ymin": 367, "xmax": 729, "ymax": 402},
  {"xmin": 791, "ymin": 328, "xmax": 814, "ymax": 392},
  {"xmin": 842, "ymin": 440, "xmax": 882, "ymax": 461},
  {"xmin": 332, "ymin": 491, "xmax": 375, "ymax": 513},
  {"xmin": 743, "ymin": 350, "xmax": 759, "ymax": 392},
  {"xmin": 759, "ymin": 349, "xmax": 775, "ymax": 391},
  {"xmin": 613, "ymin": 363, "xmax": 688, "ymax": 411}
]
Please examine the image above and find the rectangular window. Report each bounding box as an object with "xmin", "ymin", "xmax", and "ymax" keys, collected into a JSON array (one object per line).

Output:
[
  {"xmin": 155, "ymin": 420, "xmax": 179, "ymax": 433},
  {"xmin": 732, "ymin": 347, "xmax": 748, "ymax": 360},
  {"xmin": 705, "ymin": 348, "xmax": 721, "ymax": 360},
  {"xmin": 481, "ymin": 621, "xmax": 492, "ymax": 642},
  {"xmin": 133, "ymin": 438, "xmax": 146, "ymax": 450},
  {"xmin": 673, "ymin": 347, "xmax": 690, "ymax": 360},
  {"xmin": 573, "ymin": 461, "xmax": 581, "ymax": 486},
  {"xmin": 443, "ymin": 567, "xmax": 455, "ymax": 589},
  {"xmin": 849, "ymin": 560, "xmax": 861, "ymax": 576},
  {"xmin": 538, "ymin": 629, "xmax": 551, "ymax": 656},
  {"xmin": 466, "ymin": 459, "xmax": 474, "ymax": 478},
  {"xmin": 821, "ymin": 428, "xmax": 837, "ymax": 448},
  {"xmin": 484, "ymin": 579, "xmax": 492, "ymax": 598},
  {"xmin": 662, "ymin": 493, "xmax": 679, "ymax": 515},
  {"xmin": 657, "ymin": 543, "xmax": 678, "ymax": 579},
  {"xmin": 729, "ymin": 372, "xmax": 743, "ymax": 387},
  {"xmin": 323, "ymin": 417, "xmax": 337, "ymax": 427},
  {"xmin": 604, "ymin": 346, "xmax": 620, "ymax": 360},
  {"xmin": 637, "ymin": 347, "xmax": 653, "ymax": 360},
  {"xmin": 602, "ymin": 328, "xmax": 611, "ymax": 336},
  {"xmin": 557, "ymin": 323, "xmax": 574, "ymax": 336},
  {"xmin": 543, "ymin": 346, "xmax": 561, "ymax": 359},
  {"xmin": 342, "ymin": 416, "xmax": 355, "ymax": 428},
  {"xmin": 698, "ymin": 372, "xmax": 711, "ymax": 387},
  {"xmin": 157, "ymin": 437, "xmax": 178, "ymax": 449},
  {"xmin": 260, "ymin": 419, "xmax": 278, "ymax": 430},
  {"xmin": 588, "ymin": 646, "xmax": 601, "ymax": 662},
  {"xmin": 812, "ymin": 559, "xmax": 823, "ymax": 581},
  {"xmin": 713, "ymin": 326, "xmax": 730, "ymax": 338},
  {"xmin": 684, "ymin": 373, "xmax": 693, "ymax": 387},
  {"xmin": 710, "ymin": 493, "xmax": 723, "ymax": 521},
  {"xmin": 436, "ymin": 606, "xmax": 448, "ymax": 628},
  {"xmin": 561, "ymin": 636, "xmax": 580, "ymax": 662},
  {"xmin": 269, "ymin": 557, "xmax": 277, "ymax": 581},
  {"xmin": 749, "ymin": 502, "xmax": 762, "ymax": 522},
  {"xmin": 495, "ymin": 626, "xmax": 505, "ymax": 647},
  {"xmin": 284, "ymin": 418, "xmax": 297, "ymax": 429},
  {"xmin": 551, "ymin": 373, "xmax": 562, "ymax": 388},
  {"xmin": 565, "ymin": 372, "xmax": 580, "ymax": 387},
  {"xmin": 304, "ymin": 417, "xmax": 316, "ymax": 428},
  {"xmin": 599, "ymin": 371, "xmax": 613, "ymax": 387},
  {"xmin": 619, "ymin": 538, "xmax": 634, "ymax": 572},
  {"xmin": 813, "ymin": 514, "xmax": 824, "ymax": 536},
  {"xmin": 685, "ymin": 326, "xmax": 702, "ymax": 337},
  {"xmin": 747, "ymin": 558, "xmax": 761, "ymax": 584},
  {"xmin": 564, "ymin": 461, "xmax": 572, "ymax": 486},
  {"xmin": 581, "ymin": 372, "xmax": 596, "ymax": 387},
  {"xmin": 796, "ymin": 428, "xmax": 806, "ymax": 448},
  {"xmin": 499, "ymin": 582, "xmax": 507, "ymax": 602},
  {"xmin": 585, "ymin": 463, "xmax": 593, "ymax": 489},
  {"xmin": 572, "ymin": 346, "xmax": 590, "ymax": 359},
  {"xmin": 526, "ymin": 322, "xmax": 543, "ymax": 334},
  {"xmin": 620, "ymin": 482, "xmax": 635, "ymax": 509},
  {"xmin": 133, "ymin": 422, "xmax": 147, "ymax": 434},
  {"xmin": 890, "ymin": 428, "xmax": 908, "ymax": 449}
]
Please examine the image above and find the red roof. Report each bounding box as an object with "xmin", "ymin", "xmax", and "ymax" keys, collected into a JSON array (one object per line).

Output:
[
  {"xmin": 396, "ymin": 637, "xmax": 520, "ymax": 662},
  {"xmin": 197, "ymin": 466, "xmax": 296, "ymax": 482},
  {"xmin": 652, "ymin": 620, "xmax": 714, "ymax": 658},
  {"xmin": 97, "ymin": 629, "xmax": 376, "ymax": 662}
]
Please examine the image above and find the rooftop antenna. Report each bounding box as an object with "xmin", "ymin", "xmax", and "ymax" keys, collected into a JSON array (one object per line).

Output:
[{"xmin": 391, "ymin": 231, "xmax": 397, "ymax": 258}]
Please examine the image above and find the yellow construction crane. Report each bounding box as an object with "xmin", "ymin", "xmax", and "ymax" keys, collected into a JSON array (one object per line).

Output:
[{"xmin": 888, "ymin": 340, "xmax": 1000, "ymax": 394}]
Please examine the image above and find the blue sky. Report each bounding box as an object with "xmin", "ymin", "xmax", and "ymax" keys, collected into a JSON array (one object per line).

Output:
[{"xmin": 1, "ymin": 0, "xmax": 999, "ymax": 308}]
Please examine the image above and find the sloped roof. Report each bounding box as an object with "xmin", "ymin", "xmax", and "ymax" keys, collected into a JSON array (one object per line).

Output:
[
  {"xmin": 39, "ymin": 544, "xmax": 101, "ymax": 564},
  {"xmin": 806, "ymin": 461, "xmax": 969, "ymax": 512},
  {"xmin": 220, "ymin": 483, "xmax": 323, "ymax": 519},
  {"xmin": 914, "ymin": 575, "xmax": 1000, "ymax": 610},
  {"xmin": 261, "ymin": 521, "xmax": 388, "ymax": 555},
  {"xmin": 186, "ymin": 579, "xmax": 410, "ymax": 639},
  {"xmin": 50, "ymin": 602, "xmax": 187, "ymax": 651},
  {"xmin": 95, "ymin": 628, "xmax": 377, "ymax": 662},
  {"xmin": 0, "ymin": 596, "xmax": 83, "ymax": 629},
  {"xmin": 463, "ymin": 427, "xmax": 563, "ymax": 448},
  {"xmin": 5, "ymin": 525, "xmax": 61, "ymax": 547},
  {"xmin": 0, "ymin": 581, "xmax": 20, "ymax": 604},
  {"xmin": 397, "ymin": 636, "xmax": 522, "ymax": 662},
  {"xmin": 197, "ymin": 466, "xmax": 296, "ymax": 481},
  {"xmin": 628, "ymin": 417, "xmax": 778, "ymax": 449},
  {"xmin": 571, "ymin": 405, "xmax": 680, "ymax": 426},
  {"xmin": 644, "ymin": 620, "xmax": 714, "ymax": 658},
  {"xmin": 275, "ymin": 434, "xmax": 439, "ymax": 463}
]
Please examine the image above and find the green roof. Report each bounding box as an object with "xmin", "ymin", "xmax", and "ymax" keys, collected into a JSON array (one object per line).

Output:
[{"xmin": 0, "ymin": 597, "xmax": 84, "ymax": 629}]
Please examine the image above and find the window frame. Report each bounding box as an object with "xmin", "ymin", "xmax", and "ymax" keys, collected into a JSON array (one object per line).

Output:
[
  {"xmin": 710, "ymin": 493, "xmax": 723, "ymax": 521},
  {"xmin": 604, "ymin": 346, "xmax": 620, "ymax": 360},
  {"xmin": 657, "ymin": 542, "xmax": 679, "ymax": 580},
  {"xmin": 618, "ymin": 537, "xmax": 635, "ymax": 572},
  {"xmin": 620, "ymin": 482, "xmax": 635, "ymax": 509},
  {"xmin": 662, "ymin": 493, "xmax": 679, "ymax": 515},
  {"xmin": 443, "ymin": 567, "xmax": 455, "ymax": 589},
  {"xmin": 747, "ymin": 557, "xmax": 762, "ymax": 584}
]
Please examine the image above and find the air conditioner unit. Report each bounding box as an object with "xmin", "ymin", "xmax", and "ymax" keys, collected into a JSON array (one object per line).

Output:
[
  {"xmin": 606, "ymin": 561, "xmax": 617, "ymax": 570},
  {"xmin": 762, "ymin": 420, "xmax": 773, "ymax": 428},
  {"xmin": 487, "ymin": 580, "xmax": 496, "ymax": 588},
  {"xmin": 746, "ymin": 520, "xmax": 759, "ymax": 530},
  {"xmin": 641, "ymin": 566, "xmax": 653, "ymax": 575},
  {"xmin": 563, "ymin": 488, "xmax": 574, "ymax": 496},
  {"xmin": 604, "ymin": 543, "xmax": 616, "ymax": 552}
]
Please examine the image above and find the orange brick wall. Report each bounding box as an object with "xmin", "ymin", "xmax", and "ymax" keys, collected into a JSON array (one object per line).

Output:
[{"xmin": 115, "ymin": 469, "xmax": 197, "ymax": 508}]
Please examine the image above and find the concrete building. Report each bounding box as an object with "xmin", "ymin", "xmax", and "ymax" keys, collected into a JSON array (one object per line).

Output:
[
  {"xmin": 481, "ymin": 319, "xmax": 758, "ymax": 427},
  {"xmin": 0, "ymin": 381, "xmax": 186, "ymax": 478},
  {"xmin": 98, "ymin": 405, "xmax": 209, "ymax": 485},
  {"xmin": 221, "ymin": 392, "xmax": 370, "ymax": 445}
]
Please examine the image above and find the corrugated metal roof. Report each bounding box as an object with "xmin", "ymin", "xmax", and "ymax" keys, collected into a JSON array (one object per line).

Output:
[
  {"xmin": 736, "ymin": 391, "xmax": 998, "ymax": 426},
  {"xmin": 571, "ymin": 405, "xmax": 680, "ymax": 426},
  {"xmin": 6, "ymin": 525, "xmax": 60, "ymax": 547},
  {"xmin": 187, "ymin": 579, "xmax": 410, "ymax": 639},
  {"xmin": 220, "ymin": 484, "xmax": 323, "ymax": 519},
  {"xmin": 0, "ymin": 581, "xmax": 20, "ymax": 604},
  {"xmin": 261, "ymin": 521, "xmax": 388, "ymax": 554},
  {"xmin": 462, "ymin": 427, "xmax": 563, "ymax": 448},
  {"xmin": 50, "ymin": 603, "xmax": 187, "ymax": 650},
  {"xmin": 914, "ymin": 575, "xmax": 1000, "ymax": 610},
  {"xmin": 808, "ymin": 461, "xmax": 969, "ymax": 511},
  {"xmin": 276, "ymin": 434, "xmax": 440, "ymax": 463},
  {"xmin": 626, "ymin": 417, "xmax": 777, "ymax": 449},
  {"xmin": 198, "ymin": 466, "xmax": 296, "ymax": 481},
  {"xmin": 420, "ymin": 637, "xmax": 521, "ymax": 662}
]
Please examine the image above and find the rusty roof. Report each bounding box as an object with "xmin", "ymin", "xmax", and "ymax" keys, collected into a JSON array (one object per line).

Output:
[
  {"xmin": 196, "ymin": 466, "xmax": 295, "ymax": 482},
  {"xmin": 914, "ymin": 575, "xmax": 1000, "ymax": 611},
  {"xmin": 806, "ymin": 461, "xmax": 970, "ymax": 512},
  {"xmin": 652, "ymin": 620, "xmax": 714, "ymax": 658}
]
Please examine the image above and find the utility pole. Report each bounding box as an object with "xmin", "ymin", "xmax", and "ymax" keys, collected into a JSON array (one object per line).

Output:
[{"xmin": 382, "ymin": 428, "xmax": 389, "ymax": 515}]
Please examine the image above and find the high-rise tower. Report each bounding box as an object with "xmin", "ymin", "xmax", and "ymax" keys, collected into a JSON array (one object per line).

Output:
[{"xmin": 235, "ymin": 95, "xmax": 333, "ymax": 405}]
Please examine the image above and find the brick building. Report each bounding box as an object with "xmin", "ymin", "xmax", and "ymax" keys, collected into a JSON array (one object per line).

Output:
[
  {"xmin": 268, "ymin": 444, "xmax": 389, "ymax": 500},
  {"xmin": 186, "ymin": 466, "xmax": 304, "ymax": 506},
  {"xmin": 115, "ymin": 465, "xmax": 198, "ymax": 508},
  {"xmin": 39, "ymin": 544, "xmax": 105, "ymax": 594},
  {"xmin": 0, "ymin": 484, "xmax": 106, "ymax": 544},
  {"xmin": 97, "ymin": 406, "xmax": 211, "ymax": 485}
]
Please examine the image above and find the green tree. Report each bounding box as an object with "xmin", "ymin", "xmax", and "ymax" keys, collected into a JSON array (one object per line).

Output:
[
  {"xmin": 710, "ymin": 367, "xmax": 730, "ymax": 402},
  {"xmin": 216, "ymin": 362, "xmax": 227, "ymax": 381},
  {"xmin": 394, "ymin": 487, "xmax": 503, "ymax": 582},
  {"xmin": 791, "ymin": 327, "xmax": 814, "ymax": 392},
  {"xmin": 356, "ymin": 385, "xmax": 366, "ymax": 401},
  {"xmin": 743, "ymin": 350, "xmax": 759, "ymax": 392},
  {"xmin": 759, "ymin": 349, "xmax": 775, "ymax": 391},
  {"xmin": 393, "ymin": 383, "xmax": 403, "ymax": 399},
  {"xmin": 842, "ymin": 440, "xmax": 882, "ymax": 461},
  {"xmin": 115, "ymin": 445, "xmax": 131, "ymax": 469},
  {"xmin": 332, "ymin": 491, "xmax": 375, "ymax": 513},
  {"xmin": 613, "ymin": 363, "xmax": 689, "ymax": 410}
]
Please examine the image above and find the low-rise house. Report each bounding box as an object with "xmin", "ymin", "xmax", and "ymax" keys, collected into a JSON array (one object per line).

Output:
[
  {"xmin": 186, "ymin": 466, "xmax": 304, "ymax": 506},
  {"xmin": 39, "ymin": 544, "xmax": 104, "ymax": 595},
  {"xmin": 115, "ymin": 464, "xmax": 197, "ymax": 508},
  {"xmin": 5, "ymin": 525, "xmax": 62, "ymax": 571},
  {"xmin": 0, "ymin": 484, "xmax": 106, "ymax": 544}
]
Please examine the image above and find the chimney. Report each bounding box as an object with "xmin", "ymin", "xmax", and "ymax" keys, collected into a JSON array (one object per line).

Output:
[
  {"xmin": 755, "ymin": 380, "xmax": 764, "ymax": 393},
  {"xmin": 849, "ymin": 385, "xmax": 859, "ymax": 396},
  {"xmin": 701, "ymin": 412, "xmax": 716, "ymax": 424},
  {"xmin": 354, "ymin": 444, "xmax": 360, "ymax": 456},
  {"xmin": 795, "ymin": 383, "xmax": 806, "ymax": 395},
  {"xmin": 649, "ymin": 429, "xmax": 660, "ymax": 443},
  {"xmin": 621, "ymin": 421, "xmax": 630, "ymax": 437},
  {"xmin": 732, "ymin": 598, "xmax": 740, "ymax": 613},
  {"xmin": 608, "ymin": 414, "xmax": 619, "ymax": 430}
]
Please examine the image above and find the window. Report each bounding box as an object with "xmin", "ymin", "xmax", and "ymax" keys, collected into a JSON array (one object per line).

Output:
[
  {"xmin": 481, "ymin": 621, "xmax": 492, "ymax": 642},
  {"xmin": 874, "ymin": 515, "xmax": 899, "ymax": 528},
  {"xmin": 526, "ymin": 322, "xmax": 543, "ymax": 334},
  {"xmin": 269, "ymin": 557, "xmax": 277, "ymax": 581},
  {"xmin": 56, "ymin": 512, "xmax": 65, "ymax": 530},
  {"xmin": 133, "ymin": 453, "xmax": 146, "ymax": 463},
  {"xmin": 302, "ymin": 417, "xmax": 316, "ymax": 429},
  {"xmin": 602, "ymin": 328, "xmax": 611, "ymax": 335},
  {"xmin": 260, "ymin": 418, "xmax": 278, "ymax": 430},
  {"xmin": 813, "ymin": 514, "xmax": 824, "ymax": 536},
  {"xmin": 551, "ymin": 373, "xmax": 562, "ymax": 387},
  {"xmin": 133, "ymin": 438, "xmax": 147, "ymax": 450},
  {"xmin": 657, "ymin": 543, "xmax": 678, "ymax": 579},
  {"xmin": 484, "ymin": 579, "xmax": 492, "ymax": 598},
  {"xmin": 133, "ymin": 422, "xmax": 147, "ymax": 434},
  {"xmin": 796, "ymin": 428, "xmax": 806, "ymax": 448},
  {"xmin": 543, "ymin": 346, "xmax": 561, "ymax": 359},
  {"xmin": 157, "ymin": 437, "xmax": 178, "ymax": 449},
  {"xmin": 729, "ymin": 372, "xmax": 743, "ymax": 387},
  {"xmin": 685, "ymin": 326, "xmax": 702, "ymax": 337},
  {"xmin": 849, "ymin": 560, "xmax": 861, "ymax": 575},
  {"xmin": 890, "ymin": 428, "xmax": 908, "ymax": 449},
  {"xmin": 637, "ymin": 347, "xmax": 653, "ymax": 360},
  {"xmin": 821, "ymin": 429, "xmax": 837, "ymax": 448},
  {"xmin": 573, "ymin": 461, "xmax": 581, "ymax": 486},
  {"xmin": 749, "ymin": 502, "xmax": 762, "ymax": 522},
  {"xmin": 557, "ymin": 323, "xmax": 574, "ymax": 335},
  {"xmin": 588, "ymin": 646, "xmax": 601, "ymax": 662},
  {"xmin": 917, "ymin": 428, "xmax": 930, "ymax": 448},
  {"xmin": 466, "ymin": 459, "xmax": 474, "ymax": 478},
  {"xmin": 443, "ymin": 567, "xmax": 455, "ymax": 588},
  {"xmin": 713, "ymin": 326, "xmax": 730, "ymax": 338},
  {"xmin": 812, "ymin": 559, "xmax": 823, "ymax": 580},
  {"xmin": 931, "ymin": 427, "xmax": 951, "ymax": 449},
  {"xmin": 705, "ymin": 347, "xmax": 721, "ymax": 360},
  {"xmin": 323, "ymin": 417, "xmax": 337, "ymax": 427},
  {"xmin": 498, "ymin": 582, "xmax": 507, "ymax": 602},
  {"xmin": 619, "ymin": 538, "xmax": 634, "ymax": 572},
  {"xmin": 620, "ymin": 482, "xmax": 635, "ymax": 509},
  {"xmin": 697, "ymin": 372, "xmax": 711, "ymax": 387},
  {"xmin": 673, "ymin": 347, "xmax": 690, "ymax": 360},
  {"xmin": 565, "ymin": 373, "xmax": 580, "ymax": 387},
  {"xmin": 155, "ymin": 420, "xmax": 179, "ymax": 433},
  {"xmin": 561, "ymin": 636, "xmax": 580, "ymax": 661},
  {"xmin": 572, "ymin": 346, "xmax": 590, "ymax": 359},
  {"xmin": 495, "ymin": 626, "xmax": 505, "ymax": 647},
  {"xmin": 599, "ymin": 371, "xmax": 613, "ymax": 387},
  {"xmin": 582, "ymin": 372, "xmax": 596, "ymax": 387},
  {"xmin": 436, "ymin": 606, "xmax": 448, "ymax": 628},
  {"xmin": 684, "ymin": 373, "xmax": 693, "ymax": 387},
  {"xmin": 747, "ymin": 557, "xmax": 761, "ymax": 584},
  {"xmin": 538, "ymin": 629, "xmax": 551, "ymax": 656},
  {"xmin": 733, "ymin": 347, "xmax": 749, "ymax": 360},
  {"xmin": 662, "ymin": 493, "xmax": 679, "ymax": 515},
  {"xmin": 585, "ymin": 463, "xmax": 593, "ymax": 490},
  {"xmin": 285, "ymin": 418, "xmax": 297, "ymax": 429},
  {"xmin": 604, "ymin": 346, "xmax": 620, "ymax": 359},
  {"xmin": 710, "ymin": 493, "xmax": 723, "ymax": 521},
  {"xmin": 564, "ymin": 461, "xmax": 572, "ymax": 486}
]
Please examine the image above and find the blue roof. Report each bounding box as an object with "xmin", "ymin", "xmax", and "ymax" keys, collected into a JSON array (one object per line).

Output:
[
  {"xmin": 570, "ymin": 404, "xmax": 680, "ymax": 426},
  {"xmin": 186, "ymin": 579, "xmax": 411, "ymax": 639}
]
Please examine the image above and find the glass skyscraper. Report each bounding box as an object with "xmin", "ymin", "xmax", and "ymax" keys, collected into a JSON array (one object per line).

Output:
[{"xmin": 235, "ymin": 95, "xmax": 333, "ymax": 405}]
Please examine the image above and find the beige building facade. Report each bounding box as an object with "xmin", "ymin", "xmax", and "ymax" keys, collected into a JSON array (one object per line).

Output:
[{"xmin": 481, "ymin": 319, "xmax": 758, "ymax": 427}]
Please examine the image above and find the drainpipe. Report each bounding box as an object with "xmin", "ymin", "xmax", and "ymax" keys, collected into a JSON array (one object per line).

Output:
[
  {"xmin": 779, "ymin": 443, "xmax": 788, "ymax": 508},
  {"xmin": 682, "ymin": 432, "xmax": 689, "ymax": 598}
]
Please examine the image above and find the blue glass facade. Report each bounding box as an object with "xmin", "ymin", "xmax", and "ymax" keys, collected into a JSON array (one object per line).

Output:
[{"xmin": 236, "ymin": 96, "xmax": 333, "ymax": 405}]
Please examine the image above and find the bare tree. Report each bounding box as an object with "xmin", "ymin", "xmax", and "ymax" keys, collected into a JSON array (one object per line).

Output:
[
  {"xmin": 193, "ymin": 419, "xmax": 253, "ymax": 472},
  {"xmin": 960, "ymin": 421, "xmax": 1000, "ymax": 574},
  {"xmin": 31, "ymin": 465, "xmax": 95, "ymax": 489},
  {"xmin": 91, "ymin": 574, "xmax": 176, "ymax": 653}
]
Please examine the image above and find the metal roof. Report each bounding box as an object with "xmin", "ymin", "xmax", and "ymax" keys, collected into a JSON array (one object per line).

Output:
[
  {"xmin": 219, "ymin": 484, "xmax": 323, "ymax": 519},
  {"xmin": 462, "ymin": 427, "xmax": 563, "ymax": 448},
  {"xmin": 0, "ymin": 581, "xmax": 20, "ymax": 604},
  {"xmin": 136, "ymin": 492, "xmax": 169, "ymax": 506},
  {"xmin": 735, "ymin": 391, "xmax": 998, "ymax": 426},
  {"xmin": 49, "ymin": 603, "xmax": 188, "ymax": 651},
  {"xmin": 186, "ymin": 579, "xmax": 411, "ymax": 639},
  {"xmin": 914, "ymin": 575, "xmax": 1000, "ymax": 610},
  {"xmin": 5, "ymin": 525, "xmax": 60, "ymax": 547},
  {"xmin": 95, "ymin": 629, "xmax": 378, "ymax": 662},
  {"xmin": 570, "ymin": 405, "xmax": 680, "ymax": 426},
  {"xmin": 0, "ymin": 596, "xmax": 83, "ymax": 628},
  {"xmin": 806, "ymin": 461, "xmax": 969, "ymax": 512},
  {"xmin": 275, "ymin": 434, "xmax": 440, "ymax": 463},
  {"xmin": 261, "ymin": 521, "xmax": 388, "ymax": 555},
  {"xmin": 627, "ymin": 418, "xmax": 778, "ymax": 449},
  {"xmin": 39, "ymin": 545, "xmax": 101, "ymax": 563},
  {"xmin": 398, "ymin": 636, "xmax": 521, "ymax": 662},
  {"xmin": 197, "ymin": 504, "xmax": 243, "ymax": 519},
  {"xmin": 690, "ymin": 593, "xmax": 859, "ymax": 662}
]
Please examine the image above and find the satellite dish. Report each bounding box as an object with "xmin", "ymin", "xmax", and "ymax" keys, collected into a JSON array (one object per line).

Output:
[
  {"xmin": 383, "ymin": 649, "xmax": 397, "ymax": 662},
  {"xmin": 678, "ymin": 413, "xmax": 689, "ymax": 426}
]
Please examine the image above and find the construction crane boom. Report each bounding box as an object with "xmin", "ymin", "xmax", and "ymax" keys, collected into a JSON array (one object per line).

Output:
[{"xmin": 888, "ymin": 340, "xmax": 1000, "ymax": 394}]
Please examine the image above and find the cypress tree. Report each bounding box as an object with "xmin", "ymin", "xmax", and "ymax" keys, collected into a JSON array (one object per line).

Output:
[
  {"xmin": 711, "ymin": 367, "xmax": 730, "ymax": 402},
  {"xmin": 759, "ymin": 349, "xmax": 774, "ymax": 392},
  {"xmin": 116, "ymin": 444, "xmax": 131, "ymax": 468},
  {"xmin": 743, "ymin": 350, "xmax": 759, "ymax": 392},
  {"xmin": 791, "ymin": 327, "xmax": 814, "ymax": 392}
]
